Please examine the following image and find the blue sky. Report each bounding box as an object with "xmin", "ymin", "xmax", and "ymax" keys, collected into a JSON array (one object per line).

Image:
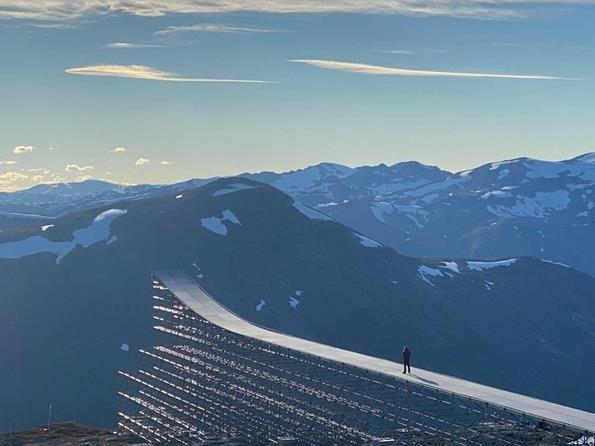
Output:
[{"xmin": 1, "ymin": 1, "xmax": 595, "ymax": 191}]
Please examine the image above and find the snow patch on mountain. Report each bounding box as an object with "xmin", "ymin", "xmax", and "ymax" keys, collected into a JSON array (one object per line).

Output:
[
  {"xmin": 41, "ymin": 224, "xmax": 54, "ymax": 231},
  {"xmin": 212, "ymin": 183, "xmax": 255, "ymax": 197},
  {"xmin": 192, "ymin": 261, "xmax": 205, "ymax": 279},
  {"xmin": 540, "ymin": 259, "xmax": 570, "ymax": 268},
  {"xmin": 0, "ymin": 208, "xmax": 126, "ymax": 263},
  {"xmin": 200, "ymin": 209, "xmax": 241, "ymax": 236},
  {"xmin": 370, "ymin": 202, "xmax": 392, "ymax": 223},
  {"xmin": 487, "ymin": 190, "xmax": 570, "ymax": 218},
  {"xmin": 441, "ymin": 261, "xmax": 460, "ymax": 273},
  {"xmin": 406, "ymin": 175, "xmax": 471, "ymax": 198},
  {"xmin": 316, "ymin": 199, "xmax": 349, "ymax": 208},
  {"xmin": 498, "ymin": 169, "xmax": 510, "ymax": 180},
  {"xmin": 371, "ymin": 202, "xmax": 429, "ymax": 228},
  {"xmin": 256, "ymin": 299, "xmax": 266, "ymax": 312},
  {"xmin": 292, "ymin": 201, "xmax": 332, "ymax": 221},
  {"xmin": 354, "ymin": 233, "xmax": 381, "ymax": 248},
  {"xmin": 418, "ymin": 265, "xmax": 444, "ymax": 286},
  {"xmin": 467, "ymin": 259, "xmax": 517, "ymax": 271},
  {"xmin": 288, "ymin": 290, "xmax": 304, "ymax": 309},
  {"xmin": 524, "ymin": 159, "xmax": 595, "ymax": 181},
  {"xmin": 482, "ymin": 190, "xmax": 513, "ymax": 199},
  {"xmin": 490, "ymin": 160, "xmax": 517, "ymax": 170}
]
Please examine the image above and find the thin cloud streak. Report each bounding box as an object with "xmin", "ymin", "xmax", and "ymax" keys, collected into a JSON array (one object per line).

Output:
[
  {"xmin": 65, "ymin": 64, "xmax": 276, "ymax": 83},
  {"xmin": 105, "ymin": 42, "xmax": 166, "ymax": 49},
  {"xmin": 374, "ymin": 48, "xmax": 449, "ymax": 55},
  {"xmin": 289, "ymin": 59, "xmax": 576, "ymax": 80},
  {"xmin": 155, "ymin": 23, "xmax": 286, "ymax": 36}
]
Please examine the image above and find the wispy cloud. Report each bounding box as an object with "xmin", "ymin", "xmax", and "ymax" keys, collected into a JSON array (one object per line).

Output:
[
  {"xmin": 111, "ymin": 147, "xmax": 127, "ymax": 153},
  {"xmin": 105, "ymin": 42, "xmax": 166, "ymax": 49},
  {"xmin": 13, "ymin": 145, "xmax": 34, "ymax": 154},
  {"xmin": 289, "ymin": 59, "xmax": 574, "ymax": 80},
  {"xmin": 0, "ymin": 160, "xmax": 17, "ymax": 165},
  {"xmin": 65, "ymin": 164, "xmax": 94, "ymax": 172},
  {"xmin": 155, "ymin": 23, "xmax": 286, "ymax": 36},
  {"xmin": 160, "ymin": 161, "xmax": 176, "ymax": 165},
  {"xmin": 492, "ymin": 42, "xmax": 526, "ymax": 47},
  {"xmin": 567, "ymin": 46, "xmax": 595, "ymax": 51},
  {"xmin": 0, "ymin": 0, "xmax": 581, "ymax": 22},
  {"xmin": 375, "ymin": 48, "xmax": 449, "ymax": 55},
  {"xmin": 65, "ymin": 64, "xmax": 275, "ymax": 83},
  {"xmin": 135, "ymin": 158, "xmax": 150, "ymax": 166},
  {"xmin": 375, "ymin": 49, "xmax": 416, "ymax": 55}
]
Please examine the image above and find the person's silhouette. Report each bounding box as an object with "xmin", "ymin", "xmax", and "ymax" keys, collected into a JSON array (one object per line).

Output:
[{"xmin": 402, "ymin": 346, "xmax": 411, "ymax": 374}]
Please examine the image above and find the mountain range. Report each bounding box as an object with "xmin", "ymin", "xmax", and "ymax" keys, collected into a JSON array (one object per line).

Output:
[
  {"xmin": 1, "ymin": 153, "xmax": 593, "ymax": 276},
  {"xmin": 1, "ymin": 177, "xmax": 594, "ymax": 431}
]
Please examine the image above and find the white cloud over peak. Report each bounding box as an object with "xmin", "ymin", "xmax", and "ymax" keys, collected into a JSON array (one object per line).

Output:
[
  {"xmin": 65, "ymin": 64, "xmax": 274, "ymax": 83},
  {"xmin": 289, "ymin": 59, "xmax": 573, "ymax": 80},
  {"xmin": 155, "ymin": 23, "xmax": 285, "ymax": 36},
  {"xmin": 135, "ymin": 158, "xmax": 150, "ymax": 166},
  {"xmin": 65, "ymin": 164, "xmax": 95, "ymax": 172},
  {"xmin": 0, "ymin": 171, "xmax": 29, "ymax": 191},
  {"xmin": 0, "ymin": 0, "xmax": 590, "ymax": 21},
  {"xmin": 13, "ymin": 145, "xmax": 34, "ymax": 154}
]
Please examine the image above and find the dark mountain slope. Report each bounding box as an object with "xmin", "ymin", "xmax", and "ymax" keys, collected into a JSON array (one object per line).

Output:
[{"xmin": 1, "ymin": 178, "xmax": 594, "ymax": 430}]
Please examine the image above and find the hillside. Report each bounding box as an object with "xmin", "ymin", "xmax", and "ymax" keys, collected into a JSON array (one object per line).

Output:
[{"xmin": 1, "ymin": 177, "xmax": 594, "ymax": 430}]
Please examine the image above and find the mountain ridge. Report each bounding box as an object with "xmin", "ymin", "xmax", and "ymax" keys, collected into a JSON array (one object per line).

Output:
[{"xmin": 1, "ymin": 152, "xmax": 594, "ymax": 275}]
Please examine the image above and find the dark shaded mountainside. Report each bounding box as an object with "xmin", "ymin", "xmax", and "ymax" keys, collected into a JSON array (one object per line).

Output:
[{"xmin": 1, "ymin": 178, "xmax": 594, "ymax": 430}]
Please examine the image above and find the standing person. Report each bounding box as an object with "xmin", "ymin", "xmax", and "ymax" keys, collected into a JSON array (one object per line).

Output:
[{"xmin": 402, "ymin": 346, "xmax": 411, "ymax": 374}]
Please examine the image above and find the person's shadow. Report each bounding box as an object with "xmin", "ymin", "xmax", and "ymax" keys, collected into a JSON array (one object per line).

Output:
[{"xmin": 409, "ymin": 374, "xmax": 439, "ymax": 386}]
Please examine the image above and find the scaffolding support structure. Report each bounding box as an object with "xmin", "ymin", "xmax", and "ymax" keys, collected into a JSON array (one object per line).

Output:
[{"xmin": 118, "ymin": 273, "xmax": 595, "ymax": 445}]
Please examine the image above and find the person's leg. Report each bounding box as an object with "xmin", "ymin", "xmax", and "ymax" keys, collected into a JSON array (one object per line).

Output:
[{"xmin": 408, "ymin": 362, "xmax": 411, "ymax": 373}]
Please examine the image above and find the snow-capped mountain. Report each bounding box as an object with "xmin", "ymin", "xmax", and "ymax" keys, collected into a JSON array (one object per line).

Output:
[
  {"xmin": 1, "ymin": 178, "xmax": 594, "ymax": 430},
  {"xmin": 275, "ymin": 154, "xmax": 595, "ymax": 276},
  {"xmin": 0, "ymin": 178, "xmax": 212, "ymax": 220},
  {"xmin": 1, "ymin": 154, "xmax": 594, "ymax": 275}
]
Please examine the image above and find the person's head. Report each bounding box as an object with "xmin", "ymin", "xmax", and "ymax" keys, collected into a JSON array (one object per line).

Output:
[{"xmin": 403, "ymin": 345, "xmax": 408, "ymax": 350}]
